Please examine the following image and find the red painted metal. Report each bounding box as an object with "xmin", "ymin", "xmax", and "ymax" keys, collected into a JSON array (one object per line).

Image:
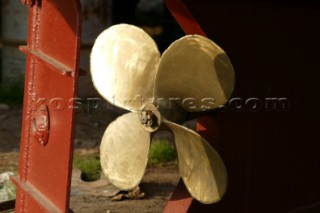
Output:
[
  {"xmin": 163, "ymin": 180, "xmax": 193, "ymax": 213},
  {"xmin": 163, "ymin": 116, "xmax": 220, "ymax": 213},
  {"xmin": 163, "ymin": 0, "xmax": 206, "ymax": 37},
  {"xmin": 12, "ymin": 0, "xmax": 82, "ymax": 212}
]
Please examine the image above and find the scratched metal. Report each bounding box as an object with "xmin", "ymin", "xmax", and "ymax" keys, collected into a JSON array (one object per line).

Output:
[
  {"xmin": 164, "ymin": 120, "xmax": 227, "ymax": 204},
  {"xmin": 100, "ymin": 112, "xmax": 150, "ymax": 190},
  {"xmin": 154, "ymin": 35, "xmax": 235, "ymax": 112},
  {"xmin": 91, "ymin": 24, "xmax": 160, "ymax": 111}
]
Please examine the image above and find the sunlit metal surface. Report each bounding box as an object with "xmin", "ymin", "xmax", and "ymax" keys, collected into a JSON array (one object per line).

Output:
[
  {"xmin": 100, "ymin": 113, "xmax": 150, "ymax": 190},
  {"xmin": 91, "ymin": 24, "xmax": 160, "ymax": 111},
  {"xmin": 91, "ymin": 24, "xmax": 234, "ymax": 204},
  {"xmin": 164, "ymin": 120, "xmax": 227, "ymax": 204},
  {"xmin": 155, "ymin": 35, "xmax": 235, "ymax": 111}
]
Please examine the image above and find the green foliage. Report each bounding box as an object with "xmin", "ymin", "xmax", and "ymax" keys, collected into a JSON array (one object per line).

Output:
[
  {"xmin": 0, "ymin": 82, "xmax": 24, "ymax": 106},
  {"xmin": 0, "ymin": 180, "xmax": 16, "ymax": 201},
  {"xmin": 0, "ymin": 172, "xmax": 17, "ymax": 202},
  {"xmin": 73, "ymin": 154, "xmax": 101, "ymax": 182},
  {"xmin": 72, "ymin": 139, "xmax": 176, "ymax": 182},
  {"xmin": 148, "ymin": 139, "xmax": 176, "ymax": 166}
]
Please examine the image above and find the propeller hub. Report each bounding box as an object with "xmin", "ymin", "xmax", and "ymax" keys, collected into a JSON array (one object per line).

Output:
[
  {"xmin": 141, "ymin": 111, "xmax": 156, "ymax": 126},
  {"xmin": 140, "ymin": 104, "xmax": 161, "ymax": 132}
]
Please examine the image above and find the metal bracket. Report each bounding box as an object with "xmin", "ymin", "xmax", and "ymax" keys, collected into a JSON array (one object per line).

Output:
[
  {"xmin": 32, "ymin": 105, "xmax": 50, "ymax": 146},
  {"xmin": 20, "ymin": 46, "xmax": 74, "ymax": 77}
]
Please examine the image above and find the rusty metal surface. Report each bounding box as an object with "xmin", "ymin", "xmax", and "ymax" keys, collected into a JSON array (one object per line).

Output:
[{"xmin": 14, "ymin": 0, "xmax": 82, "ymax": 212}]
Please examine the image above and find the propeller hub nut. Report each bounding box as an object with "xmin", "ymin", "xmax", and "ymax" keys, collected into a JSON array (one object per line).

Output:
[
  {"xmin": 141, "ymin": 110, "xmax": 158, "ymax": 127},
  {"xmin": 140, "ymin": 104, "xmax": 161, "ymax": 132}
]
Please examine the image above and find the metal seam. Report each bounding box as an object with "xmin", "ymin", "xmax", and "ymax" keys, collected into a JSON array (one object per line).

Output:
[{"xmin": 22, "ymin": 3, "xmax": 41, "ymax": 182}]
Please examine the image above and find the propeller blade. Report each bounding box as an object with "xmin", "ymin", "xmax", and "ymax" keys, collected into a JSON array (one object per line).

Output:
[
  {"xmin": 163, "ymin": 120, "xmax": 227, "ymax": 204},
  {"xmin": 91, "ymin": 24, "xmax": 160, "ymax": 111},
  {"xmin": 100, "ymin": 112, "xmax": 150, "ymax": 190},
  {"xmin": 154, "ymin": 35, "xmax": 235, "ymax": 112}
]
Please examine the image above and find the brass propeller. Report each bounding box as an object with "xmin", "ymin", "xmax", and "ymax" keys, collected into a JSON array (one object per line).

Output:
[
  {"xmin": 100, "ymin": 112, "xmax": 150, "ymax": 190},
  {"xmin": 91, "ymin": 24, "xmax": 160, "ymax": 111},
  {"xmin": 91, "ymin": 24, "xmax": 235, "ymax": 204},
  {"xmin": 154, "ymin": 35, "xmax": 235, "ymax": 111}
]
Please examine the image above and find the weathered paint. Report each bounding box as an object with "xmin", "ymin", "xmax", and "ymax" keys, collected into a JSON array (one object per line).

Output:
[{"xmin": 13, "ymin": 1, "xmax": 82, "ymax": 212}]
